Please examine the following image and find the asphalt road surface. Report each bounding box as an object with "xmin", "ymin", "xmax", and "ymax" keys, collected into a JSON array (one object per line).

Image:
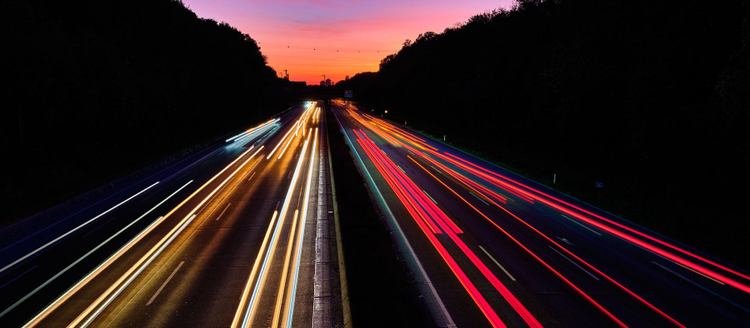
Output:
[
  {"xmin": 0, "ymin": 102, "xmax": 341, "ymax": 328},
  {"xmin": 331, "ymin": 99, "xmax": 750, "ymax": 328}
]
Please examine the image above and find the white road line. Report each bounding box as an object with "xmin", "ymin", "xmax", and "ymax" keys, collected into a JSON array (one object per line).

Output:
[
  {"xmin": 215, "ymin": 203, "xmax": 232, "ymax": 221},
  {"xmin": 146, "ymin": 261, "xmax": 184, "ymax": 306},
  {"xmin": 0, "ymin": 182, "xmax": 159, "ymax": 275},
  {"xmin": 549, "ymin": 246, "xmax": 599, "ymax": 281},
  {"xmin": 422, "ymin": 190, "xmax": 438, "ymax": 205},
  {"xmin": 430, "ymin": 165, "xmax": 442, "ymax": 174},
  {"xmin": 284, "ymin": 128, "xmax": 318, "ymax": 327},
  {"xmin": 469, "ymin": 192, "xmax": 489, "ymax": 206},
  {"xmin": 560, "ymin": 214, "xmax": 602, "ymax": 236},
  {"xmin": 652, "ymin": 261, "xmax": 750, "ymax": 314},
  {"xmin": 242, "ymin": 134, "xmax": 311, "ymax": 328},
  {"xmin": 247, "ymin": 172, "xmax": 257, "ymax": 182},
  {"xmin": 332, "ymin": 109, "xmax": 455, "ymax": 328},
  {"xmin": 80, "ymin": 214, "xmax": 197, "ymax": 327},
  {"xmin": 647, "ymin": 248, "xmax": 725, "ymax": 285},
  {"xmin": 478, "ymin": 246, "xmax": 516, "ymax": 281},
  {"xmin": 5, "ymin": 181, "xmax": 190, "ymax": 321}
]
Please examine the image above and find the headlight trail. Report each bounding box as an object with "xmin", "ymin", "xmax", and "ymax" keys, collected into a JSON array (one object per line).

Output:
[
  {"xmin": 65, "ymin": 146, "xmax": 264, "ymax": 327},
  {"xmin": 0, "ymin": 182, "xmax": 160, "ymax": 276},
  {"xmin": 282, "ymin": 127, "xmax": 318, "ymax": 328},
  {"xmin": 347, "ymin": 108, "xmax": 687, "ymax": 327},
  {"xmin": 240, "ymin": 131, "xmax": 312, "ymax": 327},
  {"xmin": 17, "ymin": 181, "xmax": 192, "ymax": 325}
]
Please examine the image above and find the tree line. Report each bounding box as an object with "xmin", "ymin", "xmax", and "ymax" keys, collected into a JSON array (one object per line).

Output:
[
  {"xmin": 0, "ymin": 0, "xmax": 295, "ymax": 224},
  {"xmin": 337, "ymin": 0, "xmax": 750, "ymax": 267}
]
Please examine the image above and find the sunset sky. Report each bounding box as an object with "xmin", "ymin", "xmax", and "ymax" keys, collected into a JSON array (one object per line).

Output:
[{"xmin": 182, "ymin": 0, "xmax": 512, "ymax": 85}]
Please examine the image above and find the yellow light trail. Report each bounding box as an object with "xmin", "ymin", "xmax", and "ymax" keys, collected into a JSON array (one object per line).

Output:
[
  {"xmin": 282, "ymin": 127, "xmax": 318, "ymax": 328},
  {"xmin": 231, "ymin": 210, "xmax": 279, "ymax": 328},
  {"xmin": 239, "ymin": 131, "xmax": 312, "ymax": 327},
  {"xmin": 271, "ymin": 209, "xmax": 299, "ymax": 327},
  {"xmin": 65, "ymin": 146, "xmax": 264, "ymax": 327}
]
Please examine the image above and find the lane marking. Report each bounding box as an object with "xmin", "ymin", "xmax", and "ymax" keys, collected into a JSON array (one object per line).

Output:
[
  {"xmin": 287, "ymin": 170, "xmax": 293, "ymax": 180},
  {"xmin": 549, "ymin": 246, "xmax": 599, "ymax": 281},
  {"xmin": 0, "ymin": 182, "xmax": 159, "ymax": 276},
  {"xmin": 247, "ymin": 172, "xmax": 256, "ymax": 182},
  {"xmin": 9, "ymin": 181, "xmax": 192, "ymax": 322},
  {"xmin": 176, "ymin": 172, "xmax": 190, "ymax": 180},
  {"xmin": 422, "ymin": 190, "xmax": 438, "ymax": 205},
  {"xmin": 63, "ymin": 146, "xmax": 264, "ymax": 327},
  {"xmin": 215, "ymin": 203, "xmax": 232, "ymax": 221},
  {"xmin": 240, "ymin": 132, "xmax": 312, "ymax": 328},
  {"xmin": 478, "ymin": 246, "xmax": 516, "ymax": 281},
  {"xmin": 79, "ymin": 214, "xmax": 197, "ymax": 327},
  {"xmin": 647, "ymin": 248, "xmax": 725, "ymax": 285},
  {"xmin": 146, "ymin": 261, "xmax": 184, "ymax": 306},
  {"xmin": 652, "ymin": 261, "xmax": 750, "ymax": 314},
  {"xmin": 331, "ymin": 109, "xmax": 455, "ymax": 328},
  {"xmin": 231, "ymin": 211, "xmax": 279, "ymax": 328},
  {"xmin": 560, "ymin": 214, "xmax": 602, "ymax": 236},
  {"xmin": 470, "ymin": 192, "xmax": 490, "ymax": 206}
]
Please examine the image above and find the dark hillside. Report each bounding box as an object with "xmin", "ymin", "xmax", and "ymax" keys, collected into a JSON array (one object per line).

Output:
[
  {"xmin": 337, "ymin": 0, "xmax": 750, "ymax": 268},
  {"xmin": 1, "ymin": 0, "xmax": 293, "ymax": 225}
]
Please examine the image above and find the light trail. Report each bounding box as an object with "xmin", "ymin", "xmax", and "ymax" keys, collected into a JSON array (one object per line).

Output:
[
  {"xmin": 13, "ymin": 181, "xmax": 192, "ymax": 324},
  {"xmin": 267, "ymin": 121, "xmax": 299, "ymax": 160},
  {"xmin": 413, "ymin": 152, "xmax": 626, "ymax": 326},
  {"xmin": 271, "ymin": 209, "xmax": 299, "ymax": 328},
  {"xmin": 241, "ymin": 132, "xmax": 312, "ymax": 327},
  {"xmin": 282, "ymin": 127, "xmax": 318, "ymax": 328},
  {"xmin": 354, "ymin": 128, "xmax": 543, "ymax": 328},
  {"xmin": 64, "ymin": 146, "xmax": 264, "ymax": 327},
  {"xmin": 0, "ymin": 182, "xmax": 160, "ymax": 275},
  {"xmin": 353, "ymin": 132, "xmax": 505, "ymax": 327},
  {"xmin": 443, "ymin": 151, "xmax": 750, "ymax": 286},
  {"xmin": 346, "ymin": 109, "xmax": 687, "ymax": 324},
  {"xmin": 231, "ymin": 211, "xmax": 279, "ymax": 328}
]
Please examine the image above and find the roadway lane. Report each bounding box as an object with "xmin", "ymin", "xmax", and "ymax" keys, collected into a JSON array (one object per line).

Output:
[
  {"xmin": 332, "ymin": 99, "xmax": 750, "ymax": 328},
  {"xmin": 0, "ymin": 117, "xmax": 281, "ymax": 327},
  {"xmin": 1, "ymin": 102, "xmax": 340, "ymax": 327}
]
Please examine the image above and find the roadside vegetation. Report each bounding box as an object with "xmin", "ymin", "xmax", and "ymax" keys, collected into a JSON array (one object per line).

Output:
[
  {"xmin": 1, "ymin": 0, "xmax": 300, "ymax": 226},
  {"xmin": 336, "ymin": 0, "xmax": 750, "ymax": 269}
]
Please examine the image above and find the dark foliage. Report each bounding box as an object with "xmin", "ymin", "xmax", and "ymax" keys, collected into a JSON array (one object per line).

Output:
[
  {"xmin": 0, "ymin": 0, "xmax": 293, "ymax": 224},
  {"xmin": 337, "ymin": 0, "xmax": 750, "ymax": 267}
]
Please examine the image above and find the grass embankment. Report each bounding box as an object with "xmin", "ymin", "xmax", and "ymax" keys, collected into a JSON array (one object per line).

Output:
[{"xmin": 326, "ymin": 107, "xmax": 434, "ymax": 327}]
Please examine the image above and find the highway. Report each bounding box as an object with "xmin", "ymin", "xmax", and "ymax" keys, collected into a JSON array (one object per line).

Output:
[
  {"xmin": 0, "ymin": 102, "xmax": 342, "ymax": 327},
  {"xmin": 331, "ymin": 99, "xmax": 750, "ymax": 328}
]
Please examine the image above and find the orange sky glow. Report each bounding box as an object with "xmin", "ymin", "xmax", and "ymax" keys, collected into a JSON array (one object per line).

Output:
[{"xmin": 182, "ymin": 1, "xmax": 513, "ymax": 85}]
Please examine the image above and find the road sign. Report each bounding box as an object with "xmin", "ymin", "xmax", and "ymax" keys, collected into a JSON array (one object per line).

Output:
[{"xmin": 344, "ymin": 90, "xmax": 353, "ymax": 98}]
